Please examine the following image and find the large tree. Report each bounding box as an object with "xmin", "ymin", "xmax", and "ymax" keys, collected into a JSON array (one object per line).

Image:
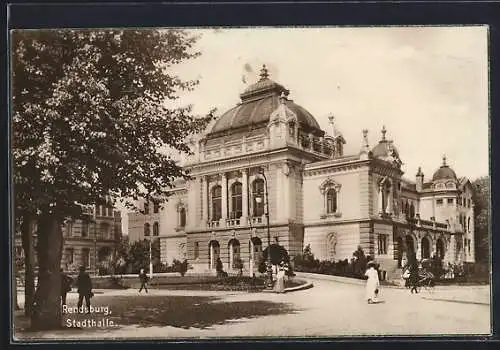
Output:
[
  {"xmin": 12, "ymin": 29, "xmax": 213, "ymax": 330},
  {"xmin": 471, "ymin": 176, "xmax": 489, "ymax": 263}
]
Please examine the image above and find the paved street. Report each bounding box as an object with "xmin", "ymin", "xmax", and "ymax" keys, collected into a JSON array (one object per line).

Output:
[{"xmin": 14, "ymin": 276, "xmax": 491, "ymax": 340}]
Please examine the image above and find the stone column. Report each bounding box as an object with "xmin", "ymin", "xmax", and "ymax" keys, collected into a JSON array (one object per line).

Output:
[
  {"xmin": 221, "ymin": 173, "xmax": 228, "ymax": 225},
  {"xmin": 416, "ymin": 234, "xmax": 422, "ymax": 261},
  {"xmin": 201, "ymin": 177, "xmax": 206, "ymax": 227},
  {"xmin": 242, "ymin": 169, "xmax": 248, "ymax": 224}
]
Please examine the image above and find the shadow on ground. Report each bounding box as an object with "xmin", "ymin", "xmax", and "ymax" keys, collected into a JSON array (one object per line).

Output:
[
  {"xmin": 106, "ymin": 295, "xmax": 297, "ymax": 329},
  {"xmin": 16, "ymin": 294, "xmax": 298, "ymax": 336}
]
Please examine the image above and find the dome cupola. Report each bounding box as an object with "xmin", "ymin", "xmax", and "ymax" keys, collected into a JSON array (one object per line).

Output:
[
  {"xmin": 207, "ymin": 65, "xmax": 323, "ymax": 138},
  {"xmin": 371, "ymin": 126, "xmax": 401, "ymax": 163},
  {"xmin": 432, "ymin": 155, "xmax": 458, "ymax": 182}
]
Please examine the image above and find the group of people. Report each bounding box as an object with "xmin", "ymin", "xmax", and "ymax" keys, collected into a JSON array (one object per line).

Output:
[
  {"xmin": 60, "ymin": 266, "xmax": 94, "ymax": 311},
  {"xmin": 364, "ymin": 253, "xmax": 425, "ymax": 304}
]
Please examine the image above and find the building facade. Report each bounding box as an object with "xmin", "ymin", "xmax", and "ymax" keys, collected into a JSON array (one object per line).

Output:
[
  {"xmin": 128, "ymin": 65, "xmax": 475, "ymax": 277},
  {"xmin": 15, "ymin": 204, "xmax": 123, "ymax": 273}
]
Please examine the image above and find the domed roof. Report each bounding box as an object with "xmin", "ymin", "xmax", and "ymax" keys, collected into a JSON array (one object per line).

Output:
[
  {"xmin": 432, "ymin": 156, "xmax": 457, "ymax": 181},
  {"xmin": 208, "ymin": 65, "xmax": 323, "ymax": 137},
  {"xmin": 371, "ymin": 126, "xmax": 400, "ymax": 159}
]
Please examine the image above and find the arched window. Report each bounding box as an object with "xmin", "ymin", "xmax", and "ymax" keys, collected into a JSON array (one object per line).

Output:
[
  {"xmin": 211, "ymin": 186, "xmax": 222, "ymax": 221},
  {"xmin": 421, "ymin": 237, "xmax": 430, "ymax": 259},
  {"xmin": 179, "ymin": 208, "xmax": 186, "ymax": 227},
  {"xmin": 144, "ymin": 223, "xmax": 150, "ymax": 237},
  {"xmin": 153, "ymin": 222, "xmax": 159, "ymax": 236},
  {"xmin": 231, "ymin": 182, "xmax": 242, "ymax": 219},
  {"xmin": 208, "ymin": 240, "xmax": 220, "ymax": 269},
  {"xmin": 252, "ymin": 179, "xmax": 265, "ymax": 217},
  {"xmin": 153, "ymin": 201, "xmax": 160, "ymax": 214},
  {"xmin": 144, "ymin": 201, "xmax": 149, "ymax": 214},
  {"xmin": 319, "ymin": 178, "xmax": 342, "ymax": 216},
  {"xmin": 250, "ymin": 237, "xmax": 263, "ymax": 264},
  {"xmin": 326, "ymin": 189, "xmax": 337, "ymax": 214},
  {"xmin": 228, "ymin": 239, "xmax": 241, "ymax": 269}
]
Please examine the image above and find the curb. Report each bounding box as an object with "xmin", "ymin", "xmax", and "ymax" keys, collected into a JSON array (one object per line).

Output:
[{"xmin": 421, "ymin": 296, "xmax": 490, "ymax": 306}]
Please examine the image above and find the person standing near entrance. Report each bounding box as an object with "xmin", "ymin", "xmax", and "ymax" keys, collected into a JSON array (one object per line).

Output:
[
  {"xmin": 76, "ymin": 266, "xmax": 93, "ymax": 313},
  {"xmin": 138, "ymin": 268, "xmax": 149, "ymax": 293}
]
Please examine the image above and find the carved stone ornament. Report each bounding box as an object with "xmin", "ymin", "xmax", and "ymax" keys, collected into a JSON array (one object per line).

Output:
[{"xmin": 319, "ymin": 178, "xmax": 342, "ymax": 195}]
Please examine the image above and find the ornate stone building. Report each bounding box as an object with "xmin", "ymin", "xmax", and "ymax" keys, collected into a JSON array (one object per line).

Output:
[
  {"xmin": 128, "ymin": 65, "xmax": 475, "ymax": 277},
  {"xmin": 15, "ymin": 205, "xmax": 123, "ymax": 273}
]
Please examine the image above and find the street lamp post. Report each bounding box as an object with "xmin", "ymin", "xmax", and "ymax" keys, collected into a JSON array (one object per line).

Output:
[
  {"xmin": 149, "ymin": 236, "xmax": 153, "ymax": 280},
  {"xmin": 258, "ymin": 167, "xmax": 273, "ymax": 289},
  {"xmin": 94, "ymin": 208, "xmax": 98, "ymax": 276}
]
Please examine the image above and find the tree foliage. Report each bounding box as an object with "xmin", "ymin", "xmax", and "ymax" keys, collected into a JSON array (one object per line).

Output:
[
  {"xmin": 12, "ymin": 29, "xmax": 214, "ymax": 218},
  {"xmin": 472, "ymin": 176, "xmax": 490, "ymax": 263},
  {"xmin": 12, "ymin": 28, "xmax": 213, "ymax": 329}
]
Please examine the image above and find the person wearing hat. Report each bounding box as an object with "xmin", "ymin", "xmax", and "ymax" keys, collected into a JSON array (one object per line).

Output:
[
  {"xmin": 364, "ymin": 260, "xmax": 380, "ymax": 304},
  {"xmin": 76, "ymin": 265, "xmax": 93, "ymax": 313}
]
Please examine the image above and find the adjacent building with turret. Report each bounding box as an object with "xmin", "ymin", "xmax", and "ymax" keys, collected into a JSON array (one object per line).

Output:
[{"xmin": 128, "ymin": 65, "xmax": 475, "ymax": 277}]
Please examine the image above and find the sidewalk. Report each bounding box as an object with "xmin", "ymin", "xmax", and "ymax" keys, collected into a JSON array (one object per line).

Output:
[{"xmin": 294, "ymin": 272, "xmax": 491, "ymax": 305}]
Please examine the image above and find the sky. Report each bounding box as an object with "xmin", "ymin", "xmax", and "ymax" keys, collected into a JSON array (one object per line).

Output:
[{"xmin": 121, "ymin": 26, "xmax": 489, "ymax": 234}]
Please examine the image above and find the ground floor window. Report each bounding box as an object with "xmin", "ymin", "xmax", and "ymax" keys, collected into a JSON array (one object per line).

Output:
[
  {"xmin": 377, "ymin": 234, "xmax": 388, "ymax": 255},
  {"xmin": 82, "ymin": 248, "xmax": 90, "ymax": 267},
  {"xmin": 194, "ymin": 242, "xmax": 199, "ymax": 259}
]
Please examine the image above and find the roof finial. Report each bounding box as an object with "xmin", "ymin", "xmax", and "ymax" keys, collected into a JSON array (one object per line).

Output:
[
  {"xmin": 279, "ymin": 91, "xmax": 287, "ymax": 104},
  {"xmin": 328, "ymin": 114, "xmax": 337, "ymax": 137},
  {"xmin": 381, "ymin": 125, "xmax": 387, "ymax": 141},
  {"xmin": 259, "ymin": 64, "xmax": 269, "ymax": 81},
  {"xmin": 442, "ymin": 154, "xmax": 447, "ymax": 166}
]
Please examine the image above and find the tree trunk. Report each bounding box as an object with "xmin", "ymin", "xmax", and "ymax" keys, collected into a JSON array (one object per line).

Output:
[
  {"xmin": 31, "ymin": 213, "xmax": 63, "ymax": 330},
  {"xmin": 21, "ymin": 215, "xmax": 35, "ymax": 316}
]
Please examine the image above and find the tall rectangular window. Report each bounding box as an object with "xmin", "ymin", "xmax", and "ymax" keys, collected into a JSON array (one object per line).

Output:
[
  {"xmin": 194, "ymin": 242, "xmax": 199, "ymax": 259},
  {"xmin": 81, "ymin": 220, "xmax": 89, "ymax": 237},
  {"xmin": 82, "ymin": 248, "xmax": 90, "ymax": 267},
  {"xmin": 377, "ymin": 234, "xmax": 388, "ymax": 255}
]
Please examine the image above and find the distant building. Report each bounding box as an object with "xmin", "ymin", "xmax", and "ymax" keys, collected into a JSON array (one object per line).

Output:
[
  {"xmin": 128, "ymin": 65, "xmax": 475, "ymax": 277},
  {"xmin": 15, "ymin": 204, "xmax": 122, "ymax": 273}
]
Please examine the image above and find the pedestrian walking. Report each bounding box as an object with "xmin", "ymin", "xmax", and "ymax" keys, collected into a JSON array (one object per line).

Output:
[
  {"xmin": 408, "ymin": 254, "xmax": 420, "ymax": 294},
  {"xmin": 138, "ymin": 268, "xmax": 149, "ymax": 293},
  {"xmin": 76, "ymin": 266, "xmax": 93, "ymax": 313},
  {"xmin": 60, "ymin": 268, "xmax": 73, "ymax": 307},
  {"xmin": 365, "ymin": 261, "xmax": 380, "ymax": 304}
]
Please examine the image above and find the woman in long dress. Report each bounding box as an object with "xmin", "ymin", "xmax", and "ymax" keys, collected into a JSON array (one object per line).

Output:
[
  {"xmin": 274, "ymin": 262, "xmax": 286, "ymax": 293},
  {"xmin": 365, "ymin": 261, "xmax": 380, "ymax": 304}
]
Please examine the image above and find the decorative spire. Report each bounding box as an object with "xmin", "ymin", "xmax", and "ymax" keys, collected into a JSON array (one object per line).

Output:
[
  {"xmin": 328, "ymin": 114, "xmax": 337, "ymax": 137},
  {"xmin": 362, "ymin": 129, "xmax": 369, "ymax": 147},
  {"xmin": 360, "ymin": 129, "xmax": 371, "ymax": 159},
  {"xmin": 381, "ymin": 125, "xmax": 387, "ymax": 141},
  {"xmin": 442, "ymin": 154, "xmax": 447, "ymax": 166},
  {"xmin": 259, "ymin": 64, "xmax": 269, "ymax": 81},
  {"xmin": 279, "ymin": 91, "xmax": 287, "ymax": 104},
  {"xmin": 416, "ymin": 166, "xmax": 423, "ymax": 177}
]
